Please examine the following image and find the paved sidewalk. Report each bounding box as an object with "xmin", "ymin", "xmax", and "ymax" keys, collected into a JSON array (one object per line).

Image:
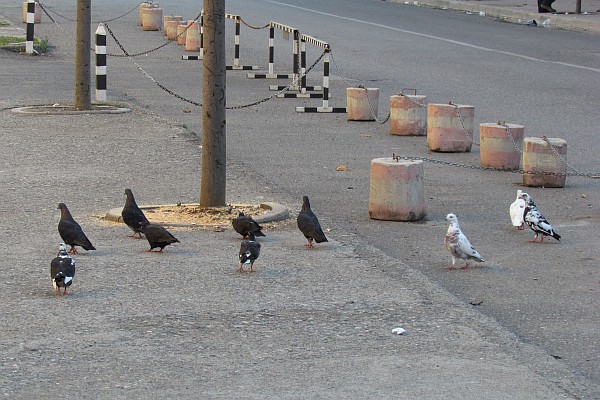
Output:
[{"xmin": 391, "ymin": 0, "xmax": 600, "ymax": 33}]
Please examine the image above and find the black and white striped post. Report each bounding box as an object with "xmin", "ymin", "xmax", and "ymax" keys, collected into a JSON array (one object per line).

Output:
[
  {"xmin": 95, "ymin": 23, "xmax": 107, "ymax": 102},
  {"xmin": 277, "ymin": 35, "xmax": 323, "ymax": 98},
  {"xmin": 225, "ymin": 14, "xmax": 257, "ymax": 70},
  {"xmin": 25, "ymin": 0, "xmax": 35, "ymax": 54},
  {"xmin": 247, "ymin": 21, "xmax": 296, "ymax": 80},
  {"xmin": 295, "ymin": 35, "xmax": 346, "ymax": 114}
]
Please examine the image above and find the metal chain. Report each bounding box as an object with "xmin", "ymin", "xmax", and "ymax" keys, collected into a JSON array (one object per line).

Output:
[
  {"xmin": 542, "ymin": 135, "xmax": 582, "ymax": 174},
  {"xmin": 497, "ymin": 121, "xmax": 523, "ymax": 154},
  {"xmin": 38, "ymin": 1, "xmax": 140, "ymax": 24},
  {"xmin": 449, "ymin": 101, "xmax": 479, "ymax": 146},
  {"xmin": 38, "ymin": 2, "xmax": 75, "ymax": 42},
  {"xmin": 104, "ymin": 23, "xmax": 202, "ymax": 106},
  {"xmin": 106, "ymin": 11, "xmax": 202, "ymax": 58},
  {"xmin": 358, "ymin": 85, "xmax": 390, "ymax": 124},
  {"xmin": 390, "ymin": 153, "xmax": 600, "ymax": 178},
  {"xmin": 398, "ymin": 89, "xmax": 427, "ymax": 108},
  {"xmin": 239, "ymin": 17, "xmax": 270, "ymax": 30}
]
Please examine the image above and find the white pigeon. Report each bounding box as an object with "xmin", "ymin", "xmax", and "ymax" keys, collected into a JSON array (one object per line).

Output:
[
  {"xmin": 444, "ymin": 213, "xmax": 485, "ymax": 270},
  {"xmin": 509, "ymin": 189, "xmax": 526, "ymax": 230},
  {"xmin": 520, "ymin": 193, "xmax": 561, "ymax": 243}
]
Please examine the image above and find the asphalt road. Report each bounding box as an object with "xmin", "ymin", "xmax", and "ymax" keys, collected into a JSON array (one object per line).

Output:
[{"xmin": 2, "ymin": 0, "xmax": 599, "ymax": 395}]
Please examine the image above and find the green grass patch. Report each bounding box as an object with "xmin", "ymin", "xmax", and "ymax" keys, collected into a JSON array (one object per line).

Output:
[{"xmin": 0, "ymin": 36, "xmax": 51, "ymax": 53}]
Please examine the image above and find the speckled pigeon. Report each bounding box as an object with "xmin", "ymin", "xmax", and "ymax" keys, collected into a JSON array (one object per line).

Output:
[
  {"xmin": 50, "ymin": 243, "xmax": 76, "ymax": 295},
  {"xmin": 232, "ymin": 212, "xmax": 265, "ymax": 239},
  {"xmin": 57, "ymin": 203, "xmax": 96, "ymax": 254},
  {"xmin": 445, "ymin": 213, "xmax": 484, "ymax": 270},
  {"xmin": 139, "ymin": 221, "xmax": 179, "ymax": 252},
  {"xmin": 238, "ymin": 232, "xmax": 261, "ymax": 272},
  {"xmin": 509, "ymin": 189, "xmax": 526, "ymax": 230},
  {"xmin": 520, "ymin": 192, "xmax": 561, "ymax": 243},
  {"xmin": 122, "ymin": 188, "xmax": 150, "ymax": 238},
  {"xmin": 296, "ymin": 196, "xmax": 328, "ymax": 249}
]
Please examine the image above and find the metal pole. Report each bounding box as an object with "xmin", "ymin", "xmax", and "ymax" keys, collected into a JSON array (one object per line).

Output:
[
  {"xmin": 200, "ymin": 0, "xmax": 226, "ymax": 207},
  {"xmin": 25, "ymin": 0, "xmax": 35, "ymax": 54},
  {"xmin": 95, "ymin": 23, "xmax": 107, "ymax": 102},
  {"xmin": 75, "ymin": 0, "xmax": 91, "ymax": 110},
  {"xmin": 575, "ymin": 0, "xmax": 582, "ymax": 14}
]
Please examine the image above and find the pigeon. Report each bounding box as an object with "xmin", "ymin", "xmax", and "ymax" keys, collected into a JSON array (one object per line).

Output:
[
  {"xmin": 444, "ymin": 213, "xmax": 484, "ymax": 270},
  {"xmin": 238, "ymin": 232, "xmax": 261, "ymax": 272},
  {"xmin": 121, "ymin": 188, "xmax": 150, "ymax": 238},
  {"xmin": 509, "ymin": 189, "xmax": 526, "ymax": 230},
  {"xmin": 296, "ymin": 196, "xmax": 328, "ymax": 249},
  {"xmin": 57, "ymin": 203, "xmax": 96, "ymax": 254},
  {"xmin": 50, "ymin": 243, "xmax": 76, "ymax": 295},
  {"xmin": 520, "ymin": 193, "xmax": 561, "ymax": 243},
  {"xmin": 232, "ymin": 212, "xmax": 266, "ymax": 239},
  {"xmin": 138, "ymin": 221, "xmax": 179, "ymax": 252}
]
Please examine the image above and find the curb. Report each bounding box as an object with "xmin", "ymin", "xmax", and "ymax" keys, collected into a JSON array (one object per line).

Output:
[
  {"xmin": 11, "ymin": 104, "xmax": 132, "ymax": 115},
  {"xmin": 388, "ymin": 0, "xmax": 600, "ymax": 34},
  {"xmin": 104, "ymin": 202, "xmax": 290, "ymax": 228}
]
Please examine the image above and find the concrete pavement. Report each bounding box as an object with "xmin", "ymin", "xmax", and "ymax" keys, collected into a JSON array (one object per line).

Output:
[{"xmin": 0, "ymin": 4, "xmax": 598, "ymax": 400}]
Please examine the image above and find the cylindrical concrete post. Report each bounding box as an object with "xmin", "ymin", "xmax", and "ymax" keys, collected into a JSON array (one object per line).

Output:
[
  {"xmin": 176, "ymin": 23, "xmax": 187, "ymax": 45},
  {"xmin": 185, "ymin": 20, "xmax": 201, "ymax": 52},
  {"xmin": 165, "ymin": 17, "xmax": 182, "ymax": 40},
  {"xmin": 22, "ymin": 1, "xmax": 41, "ymax": 23},
  {"xmin": 139, "ymin": 2, "xmax": 158, "ymax": 26},
  {"xmin": 390, "ymin": 94, "xmax": 427, "ymax": 136},
  {"xmin": 480, "ymin": 123, "xmax": 524, "ymax": 170},
  {"xmin": 427, "ymin": 103, "xmax": 474, "ymax": 152},
  {"xmin": 347, "ymin": 87, "xmax": 379, "ymax": 121},
  {"xmin": 142, "ymin": 8, "xmax": 163, "ymax": 31},
  {"xmin": 369, "ymin": 158, "xmax": 427, "ymax": 222},
  {"xmin": 522, "ymin": 137, "xmax": 567, "ymax": 188}
]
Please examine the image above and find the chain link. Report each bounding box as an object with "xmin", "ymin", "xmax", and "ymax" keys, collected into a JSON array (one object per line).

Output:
[
  {"xmin": 449, "ymin": 101, "xmax": 479, "ymax": 146},
  {"xmin": 398, "ymin": 89, "xmax": 427, "ymax": 108},
  {"xmin": 39, "ymin": 1, "xmax": 140, "ymax": 24},
  {"xmin": 497, "ymin": 121, "xmax": 523, "ymax": 154},
  {"xmin": 239, "ymin": 17, "xmax": 270, "ymax": 30},
  {"xmin": 390, "ymin": 153, "xmax": 600, "ymax": 178},
  {"xmin": 541, "ymin": 136, "xmax": 581, "ymax": 174},
  {"xmin": 358, "ymin": 85, "xmax": 390, "ymax": 124}
]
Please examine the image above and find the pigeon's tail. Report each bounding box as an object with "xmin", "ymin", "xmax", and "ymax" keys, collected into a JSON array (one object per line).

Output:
[
  {"xmin": 315, "ymin": 236, "xmax": 328, "ymax": 244},
  {"xmin": 81, "ymin": 242, "xmax": 96, "ymax": 251},
  {"xmin": 552, "ymin": 231, "xmax": 561, "ymax": 241},
  {"xmin": 254, "ymin": 230, "xmax": 266, "ymax": 237}
]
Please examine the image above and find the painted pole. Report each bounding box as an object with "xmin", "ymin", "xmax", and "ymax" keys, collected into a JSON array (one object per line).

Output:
[
  {"xmin": 95, "ymin": 24, "xmax": 107, "ymax": 102},
  {"xmin": 25, "ymin": 0, "xmax": 35, "ymax": 54}
]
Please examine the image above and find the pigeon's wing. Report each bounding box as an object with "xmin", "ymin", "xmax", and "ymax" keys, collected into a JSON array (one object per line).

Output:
[
  {"xmin": 58, "ymin": 219, "xmax": 95, "ymax": 250},
  {"xmin": 456, "ymin": 231, "xmax": 484, "ymax": 261},
  {"xmin": 122, "ymin": 205, "xmax": 149, "ymax": 231},
  {"xmin": 297, "ymin": 211, "xmax": 328, "ymax": 243},
  {"xmin": 239, "ymin": 240, "xmax": 261, "ymax": 263},
  {"xmin": 510, "ymin": 198, "xmax": 526, "ymax": 227}
]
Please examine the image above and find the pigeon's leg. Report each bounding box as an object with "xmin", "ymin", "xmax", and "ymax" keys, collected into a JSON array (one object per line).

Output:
[
  {"xmin": 540, "ymin": 235, "xmax": 545, "ymax": 243},
  {"xmin": 238, "ymin": 264, "xmax": 245, "ymax": 273},
  {"xmin": 305, "ymin": 239, "xmax": 314, "ymax": 249},
  {"xmin": 68, "ymin": 247, "xmax": 79, "ymax": 254},
  {"xmin": 447, "ymin": 265, "xmax": 456, "ymax": 270},
  {"xmin": 128, "ymin": 232, "xmax": 144, "ymax": 239},
  {"xmin": 249, "ymin": 263, "xmax": 255, "ymax": 273},
  {"xmin": 518, "ymin": 224, "xmax": 525, "ymax": 230},
  {"xmin": 460, "ymin": 263, "xmax": 470, "ymax": 270},
  {"xmin": 447, "ymin": 256, "xmax": 457, "ymax": 270},
  {"xmin": 528, "ymin": 233, "xmax": 540, "ymax": 243},
  {"xmin": 146, "ymin": 249, "xmax": 155, "ymax": 252},
  {"xmin": 63, "ymin": 287, "xmax": 68, "ymax": 295}
]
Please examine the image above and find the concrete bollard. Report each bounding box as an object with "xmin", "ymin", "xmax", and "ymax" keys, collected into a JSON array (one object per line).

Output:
[
  {"xmin": 480, "ymin": 122, "xmax": 524, "ymax": 170},
  {"xmin": 176, "ymin": 24, "xmax": 187, "ymax": 45},
  {"xmin": 369, "ymin": 158, "xmax": 427, "ymax": 222},
  {"xmin": 139, "ymin": 2, "xmax": 158, "ymax": 26},
  {"xmin": 22, "ymin": 1, "xmax": 41, "ymax": 23},
  {"xmin": 522, "ymin": 137, "xmax": 567, "ymax": 188},
  {"xmin": 142, "ymin": 8, "xmax": 163, "ymax": 31},
  {"xmin": 389, "ymin": 94, "xmax": 427, "ymax": 136},
  {"xmin": 185, "ymin": 20, "xmax": 201, "ymax": 52},
  {"xmin": 347, "ymin": 87, "xmax": 379, "ymax": 121},
  {"xmin": 165, "ymin": 16, "xmax": 182, "ymax": 40},
  {"xmin": 427, "ymin": 103, "xmax": 474, "ymax": 152}
]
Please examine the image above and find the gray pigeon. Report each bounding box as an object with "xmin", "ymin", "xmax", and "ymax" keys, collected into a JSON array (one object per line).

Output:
[
  {"xmin": 520, "ymin": 193, "xmax": 561, "ymax": 242},
  {"xmin": 238, "ymin": 232, "xmax": 261, "ymax": 272},
  {"xmin": 50, "ymin": 243, "xmax": 76, "ymax": 295},
  {"xmin": 139, "ymin": 221, "xmax": 179, "ymax": 252},
  {"xmin": 232, "ymin": 212, "xmax": 266, "ymax": 239},
  {"xmin": 444, "ymin": 213, "xmax": 484, "ymax": 270},
  {"xmin": 297, "ymin": 196, "xmax": 328, "ymax": 249},
  {"xmin": 122, "ymin": 188, "xmax": 150, "ymax": 238},
  {"xmin": 57, "ymin": 203, "xmax": 96, "ymax": 254}
]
